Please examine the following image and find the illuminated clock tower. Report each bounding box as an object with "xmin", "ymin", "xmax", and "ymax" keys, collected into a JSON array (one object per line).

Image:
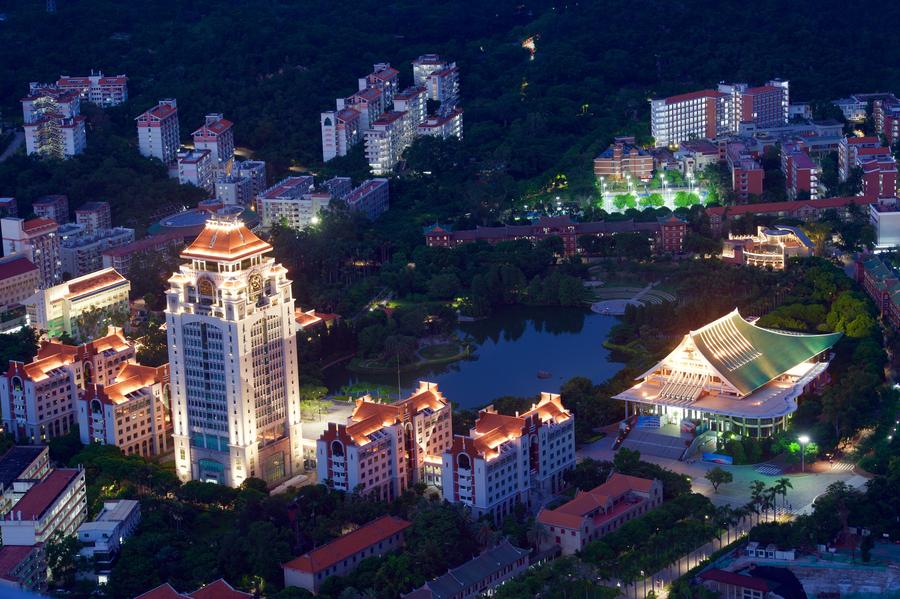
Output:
[{"xmin": 165, "ymin": 217, "xmax": 302, "ymax": 487}]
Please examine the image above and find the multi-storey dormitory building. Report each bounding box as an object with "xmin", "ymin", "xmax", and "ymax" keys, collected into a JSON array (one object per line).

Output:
[
  {"xmin": 441, "ymin": 392, "xmax": 575, "ymax": 523},
  {"xmin": 56, "ymin": 72, "xmax": 128, "ymax": 106},
  {"xmin": 135, "ymin": 99, "xmax": 180, "ymax": 166},
  {"xmin": 192, "ymin": 113, "xmax": 235, "ymax": 175},
  {"xmin": 21, "ymin": 84, "xmax": 86, "ymax": 159},
  {"xmin": 77, "ymin": 363, "xmax": 171, "ymax": 458},
  {"xmin": 0, "ymin": 329, "xmax": 135, "ymax": 443},
  {"xmin": 651, "ymin": 79, "xmax": 789, "ymax": 147},
  {"xmin": 317, "ymin": 382, "xmax": 453, "ymax": 500}
]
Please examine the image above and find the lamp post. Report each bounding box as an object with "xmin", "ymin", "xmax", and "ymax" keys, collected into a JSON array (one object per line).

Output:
[
  {"xmin": 799, "ymin": 435, "xmax": 810, "ymax": 473},
  {"xmin": 641, "ymin": 570, "xmax": 646, "ymax": 598}
]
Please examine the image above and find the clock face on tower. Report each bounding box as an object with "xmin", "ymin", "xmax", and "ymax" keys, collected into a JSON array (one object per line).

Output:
[{"xmin": 249, "ymin": 273, "xmax": 263, "ymax": 300}]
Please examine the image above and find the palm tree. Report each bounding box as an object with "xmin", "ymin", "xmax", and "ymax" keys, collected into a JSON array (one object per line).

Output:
[
  {"xmin": 749, "ymin": 480, "xmax": 766, "ymax": 524},
  {"xmin": 773, "ymin": 477, "xmax": 793, "ymax": 511},
  {"xmin": 764, "ymin": 487, "xmax": 778, "ymax": 521}
]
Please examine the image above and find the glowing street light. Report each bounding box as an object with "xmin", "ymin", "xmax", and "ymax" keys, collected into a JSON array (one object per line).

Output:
[{"xmin": 798, "ymin": 435, "xmax": 810, "ymax": 472}]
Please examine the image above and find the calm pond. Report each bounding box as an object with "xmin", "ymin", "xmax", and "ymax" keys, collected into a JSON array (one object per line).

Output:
[{"xmin": 324, "ymin": 306, "xmax": 625, "ymax": 409}]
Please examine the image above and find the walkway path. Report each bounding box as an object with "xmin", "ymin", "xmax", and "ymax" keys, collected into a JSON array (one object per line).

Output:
[
  {"xmin": 0, "ymin": 131, "xmax": 23, "ymax": 162},
  {"xmin": 590, "ymin": 283, "xmax": 654, "ymax": 316}
]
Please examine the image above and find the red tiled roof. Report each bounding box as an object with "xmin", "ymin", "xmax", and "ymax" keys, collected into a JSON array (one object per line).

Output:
[
  {"xmin": 65, "ymin": 268, "xmax": 127, "ymax": 299},
  {"xmin": 0, "ymin": 545, "xmax": 36, "ymax": 582},
  {"xmin": 189, "ymin": 579, "xmax": 251, "ymax": 599},
  {"xmin": 699, "ymin": 569, "xmax": 771, "ymax": 592},
  {"xmin": 664, "ymin": 89, "xmax": 723, "ymax": 104},
  {"xmin": 181, "ymin": 219, "xmax": 271, "ymax": 262},
  {"xmin": 8, "ymin": 469, "xmax": 80, "ymax": 521},
  {"xmin": 0, "ymin": 257, "xmax": 37, "ymax": 280},
  {"xmin": 744, "ymin": 85, "xmax": 780, "ymax": 95},
  {"xmin": 282, "ymin": 516, "xmax": 411, "ymax": 574},
  {"xmin": 192, "ymin": 119, "xmax": 233, "ymax": 137},
  {"xmin": 372, "ymin": 111, "xmax": 406, "ymax": 126},
  {"xmin": 22, "ymin": 217, "xmax": 57, "ymax": 233},
  {"xmin": 706, "ymin": 196, "xmax": 874, "ymax": 218},
  {"xmin": 134, "ymin": 583, "xmax": 191, "ymax": 599},
  {"xmin": 847, "ymin": 136, "xmax": 880, "ymax": 145},
  {"xmin": 537, "ymin": 473, "xmax": 656, "ymax": 530}
]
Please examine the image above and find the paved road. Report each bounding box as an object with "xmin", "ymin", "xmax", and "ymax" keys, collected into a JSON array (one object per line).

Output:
[
  {"xmin": 579, "ymin": 435, "xmax": 869, "ymax": 514},
  {"xmin": 0, "ymin": 131, "xmax": 23, "ymax": 162}
]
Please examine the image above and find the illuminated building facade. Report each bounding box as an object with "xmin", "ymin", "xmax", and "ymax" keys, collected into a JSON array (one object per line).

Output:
[
  {"xmin": 192, "ymin": 114, "xmax": 235, "ymax": 174},
  {"xmin": 614, "ymin": 310, "xmax": 841, "ymax": 437},
  {"xmin": 1, "ymin": 217, "xmax": 61, "ymax": 289},
  {"xmin": 722, "ymin": 226, "xmax": 814, "ymax": 270},
  {"xmin": 593, "ymin": 136, "xmax": 654, "ymax": 182},
  {"xmin": 0, "ymin": 329, "xmax": 134, "ymax": 443},
  {"xmin": 135, "ymin": 99, "xmax": 180, "ymax": 166},
  {"xmin": 165, "ymin": 218, "xmax": 302, "ymax": 487},
  {"xmin": 781, "ymin": 143, "xmax": 820, "ymax": 200},
  {"xmin": 317, "ymin": 382, "xmax": 453, "ymax": 500},
  {"xmin": 21, "ymin": 84, "xmax": 86, "ymax": 159},
  {"xmin": 441, "ymin": 393, "xmax": 575, "ymax": 523},
  {"xmin": 257, "ymin": 177, "xmax": 329, "ymax": 230},
  {"xmin": 56, "ymin": 72, "xmax": 128, "ymax": 106}
]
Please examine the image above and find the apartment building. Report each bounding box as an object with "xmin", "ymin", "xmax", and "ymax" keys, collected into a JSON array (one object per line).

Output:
[
  {"xmin": 344, "ymin": 178, "xmax": 389, "ymax": 219},
  {"xmin": 234, "ymin": 160, "xmax": 267, "ymax": 196},
  {"xmin": 136, "ymin": 99, "xmax": 180, "ymax": 165},
  {"xmin": 101, "ymin": 233, "xmax": 183, "ymax": 275},
  {"xmin": 320, "ymin": 108, "xmax": 362, "ymax": 162},
  {"xmin": 417, "ymin": 108, "xmax": 464, "ymax": 141},
  {"xmin": 21, "ymin": 84, "xmax": 86, "ymax": 159},
  {"xmin": 317, "ymin": 382, "xmax": 453, "ymax": 499},
  {"xmin": 32, "ymin": 194, "xmax": 69, "ymax": 224},
  {"xmin": 61, "ymin": 226, "xmax": 135, "ymax": 277},
  {"xmin": 257, "ymin": 176, "xmax": 328, "ymax": 230},
  {"xmin": 1, "ymin": 217, "xmax": 61, "ymax": 289},
  {"xmin": 0, "ymin": 446, "xmax": 50, "ymax": 518},
  {"xmin": 77, "ymin": 499, "xmax": 140, "ymax": 582},
  {"xmin": 441, "ymin": 393, "xmax": 575, "ymax": 523},
  {"xmin": 215, "ymin": 174, "xmax": 254, "ymax": 205},
  {"xmin": 838, "ymin": 136, "xmax": 883, "ymax": 181},
  {"xmin": 782, "ymin": 143, "xmax": 820, "ymax": 200},
  {"xmin": 876, "ymin": 99, "xmax": 900, "ymax": 147},
  {"xmin": 536, "ymin": 474, "xmax": 662, "ymax": 555},
  {"xmin": 25, "ymin": 268, "xmax": 130, "ymax": 340},
  {"xmin": 56, "ymin": 72, "xmax": 128, "ymax": 106},
  {"xmin": 360, "ymin": 63, "xmax": 400, "ymax": 106},
  {"xmin": 365, "ymin": 111, "xmax": 411, "ymax": 175},
  {"xmin": 412, "ymin": 54, "xmax": 449, "ymax": 87},
  {"xmin": 719, "ymin": 80, "xmax": 789, "ymax": 130},
  {"xmin": 192, "ymin": 114, "xmax": 235, "ymax": 174},
  {"xmin": 725, "ymin": 143, "xmax": 764, "ymax": 200},
  {"xmin": 166, "ymin": 218, "xmax": 302, "ymax": 487},
  {"xmin": 77, "ymin": 363, "xmax": 171, "ymax": 457},
  {"xmin": 323, "ymin": 177, "xmax": 353, "ymax": 200},
  {"xmin": 426, "ymin": 63, "xmax": 460, "ymax": 110},
  {"xmin": 75, "ymin": 201, "xmax": 112, "ymax": 235},
  {"xmin": 0, "ymin": 544, "xmax": 46, "ymax": 593},
  {"xmin": 0, "ymin": 468, "xmax": 87, "ymax": 546},
  {"xmin": 177, "ymin": 149, "xmax": 215, "ymax": 193},
  {"xmin": 593, "ymin": 136, "xmax": 654, "ymax": 182},
  {"xmin": 394, "ymin": 86, "xmax": 428, "ymax": 128},
  {"xmin": 283, "ymin": 516, "xmax": 410, "ymax": 594},
  {"xmin": 0, "ymin": 329, "xmax": 134, "ymax": 442},
  {"xmin": 861, "ymin": 155, "xmax": 898, "ymax": 200}
]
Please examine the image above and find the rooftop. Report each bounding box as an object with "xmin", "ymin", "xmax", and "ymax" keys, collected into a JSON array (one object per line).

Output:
[
  {"xmin": 0, "ymin": 446, "xmax": 46, "ymax": 489},
  {"xmin": 7, "ymin": 468, "xmax": 80, "ymax": 521},
  {"xmin": 662, "ymin": 89, "xmax": 724, "ymax": 104},
  {"xmin": 415, "ymin": 540, "xmax": 529, "ymax": 599},
  {"xmin": 282, "ymin": 516, "xmax": 411, "ymax": 574},
  {"xmin": 181, "ymin": 218, "xmax": 271, "ymax": 262},
  {"xmin": 537, "ymin": 473, "xmax": 657, "ymax": 529},
  {"xmin": 706, "ymin": 196, "xmax": 874, "ymax": 218},
  {"xmin": 0, "ymin": 545, "xmax": 38, "ymax": 583},
  {"xmin": 0, "ymin": 256, "xmax": 37, "ymax": 280}
]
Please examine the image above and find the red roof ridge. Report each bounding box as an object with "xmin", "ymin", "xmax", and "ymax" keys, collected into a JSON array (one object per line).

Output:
[{"xmin": 282, "ymin": 516, "xmax": 410, "ymax": 574}]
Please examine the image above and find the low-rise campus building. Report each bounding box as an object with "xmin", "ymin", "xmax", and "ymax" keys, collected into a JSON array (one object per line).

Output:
[
  {"xmin": 856, "ymin": 254, "xmax": 900, "ymax": 329},
  {"xmin": 135, "ymin": 578, "xmax": 251, "ymax": 599},
  {"xmin": 282, "ymin": 516, "xmax": 411, "ymax": 595},
  {"xmin": 0, "ymin": 544, "xmax": 47, "ymax": 593},
  {"xmin": 0, "ymin": 467, "xmax": 87, "ymax": 546},
  {"xmin": 613, "ymin": 310, "xmax": 841, "ymax": 437},
  {"xmin": 77, "ymin": 499, "xmax": 140, "ymax": 583},
  {"xmin": 705, "ymin": 196, "xmax": 875, "ymax": 235},
  {"xmin": 594, "ymin": 136, "xmax": 654, "ymax": 182},
  {"xmin": 0, "ymin": 256, "xmax": 39, "ymax": 332},
  {"xmin": 403, "ymin": 540, "xmax": 529, "ymax": 599},
  {"xmin": 0, "ymin": 446, "xmax": 50, "ymax": 518},
  {"xmin": 536, "ymin": 473, "xmax": 662, "ymax": 555},
  {"xmin": 721, "ymin": 226, "xmax": 814, "ymax": 270}
]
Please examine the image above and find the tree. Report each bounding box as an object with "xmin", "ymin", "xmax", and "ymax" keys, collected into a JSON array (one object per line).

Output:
[
  {"xmin": 773, "ymin": 477, "xmax": 793, "ymax": 509},
  {"xmin": 613, "ymin": 447, "xmax": 642, "ymax": 473},
  {"xmin": 46, "ymin": 531, "xmax": 81, "ymax": 587},
  {"xmin": 704, "ymin": 466, "xmax": 733, "ymax": 493},
  {"xmin": 72, "ymin": 305, "xmax": 129, "ymax": 342}
]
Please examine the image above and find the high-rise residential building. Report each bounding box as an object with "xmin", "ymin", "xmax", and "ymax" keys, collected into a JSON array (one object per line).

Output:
[
  {"xmin": 136, "ymin": 99, "xmax": 180, "ymax": 166},
  {"xmin": 165, "ymin": 218, "xmax": 302, "ymax": 487},
  {"xmin": 215, "ymin": 174, "xmax": 254, "ymax": 205},
  {"xmin": 234, "ymin": 160, "xmax": 267, "ymax": 197},
  {"xmin": 365, "ymin": 111, "xmax": 411, "ymax": 175},
  {"xmin": 21, "ymin": 84, "xmax": 86, "ymax": 159},
  {"xmin": 651, "ymin": 79, "xmax": 788, "ymax": 147},
  {"xmin": 441, "ymin": 393, "xmax": 575, "ymax": 523},
  {"xmin": 177, "ymin": 149, "xmax": 214, "ymax": 193},
  {"xmin": 874, "ymin": 99, "xmax": 900, "ymax": 147},
  {"xmin": 317, "ymin": 382, "xmax": 453, "ymax": 500},
  {"xmin": 60, "ymin": 226, "xmax": 134, "ymax": 277},
  {"xmin": 425, "ymin": 62, "xmax": 460, "ymax": 110},
  {"xmin": 192, "ymin": 114, "xmax": 235, "ymax": 174},
  {"xmin": 0, "ymin": 329, "xmax": 134, "ymax": 442},
  {"xmin": 1, "ymin": 217, "xmax": 61, "ymax": 289},
  {"xmin": 360, "ymin": 63, "xmax": 400, "ymax": 106},
  {"xmin": 78, "ymin": 363, "xmax": 171, "ymax": 458},
  {"xmin": 344, "ymin": 178, "xmax": 389, "ymax": 219},
  {"xmin": 75, "ymin": 201, "xmax": 112, "ymax": 235},
  {"xmin": 56, "ymin": 72, "xmax": 128, "ymax": 106},
  {"xmin": 861, "ymin": 156, "xmax": 898, "ymax": 200},
  {"xmin": 593, "ymin": 136, "xmax": 654, "ymax": 182},
  {"xmin": 32, "ymin": 194, "xmax": 69, "ymax": 224},
  {"xmin": 320, "ymin": 108, "xmax": 361, "ymax": 162},
  {"xmin": 782, "ymin": 143, "xmax": 820, "ymax": 200},
  {"xmin": 393, "ymin": 87, "xmax": 428, "ymax": 128},
  {"xmin": 101, "ymin": 232, "xmax": 183, "ymax": 275},
  {"xmin": 257, "ymin": 177, "xmax": 328, "ymax": 230},
  {"xmin": 412, "ymin": 54, "xmax": 448, "ymax": 87},
  {"xmin": 0, "ymin": 468, "xmax": 87, "ymax": 546},
  {"xmin": 340, "ymin": 88, "xmax": 385, "ymax": 131},
  {"xmin": 838, "ymin": 136, "xmax": 885, "ymax": 181},
  {"xmin": 25, "ymin": 268, "xmax": 131, "ymax": 340}
]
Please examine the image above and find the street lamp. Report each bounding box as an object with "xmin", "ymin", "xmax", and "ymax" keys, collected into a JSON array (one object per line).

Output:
[
  {"xmin": 799, "ymin": 435, "xmax": 810, "ymax": 472},
  {"xmin": 641, "ymin": 570, "xmax": 646, "ymax": 598}
]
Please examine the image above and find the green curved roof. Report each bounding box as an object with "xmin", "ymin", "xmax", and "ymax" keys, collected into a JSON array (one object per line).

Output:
[{"xmin": 690, "ymin": 309, "xmax": 842, "ymax": 395}]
